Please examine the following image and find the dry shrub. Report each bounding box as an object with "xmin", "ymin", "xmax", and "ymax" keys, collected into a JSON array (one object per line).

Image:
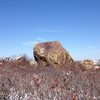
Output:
[{"xmin": 0, "ymin": 56, "xmax": 100, "ymax": 100}]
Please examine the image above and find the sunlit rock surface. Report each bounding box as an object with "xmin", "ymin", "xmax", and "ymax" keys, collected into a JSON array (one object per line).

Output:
[
  {"xmin": 80, "ymin": 59, "xmax": 94, "ymax": 71},
  {"xmin": 34, "ymin": 41, "xmax": 73, "ymax": 67}
]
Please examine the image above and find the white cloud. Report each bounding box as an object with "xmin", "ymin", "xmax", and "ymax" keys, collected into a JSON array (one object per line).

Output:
[
  {"xmin": 37, "ymin": 37, "xmax": 44, "ymax": 41},
  {"xmin": 22, "ymin": 41, "xmax": 38, "ymax": 46},
  {"xmin": 90, "ymin": 50, "xmax": 100, "ymax": 54},
  {"xmin": 22, "ymin": 37, "xmax": 46, "ymax": 46},
  {"xmin": 36, "ymin": 29, "xmax": 60, "ymax": 33},
  {"xmin": 88, "ymin": 46, "xmax": 100, "ymax": 54},
  {"xmin": 88, "ymin": 46, "xmax": 96, "ymax": 49}
]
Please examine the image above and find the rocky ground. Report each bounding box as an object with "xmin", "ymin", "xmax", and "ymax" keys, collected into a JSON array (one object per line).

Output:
[
  {"xmin": 0, "ymin": 41, "xmax": 100, "ymax": 100},
  {"xmin": 0, "ymin": 58, "xmax": 99, "ymax": 100}
]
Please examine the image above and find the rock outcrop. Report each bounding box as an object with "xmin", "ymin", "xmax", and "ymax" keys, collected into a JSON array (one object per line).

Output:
[
  {"xmin": 80, "ymin": 59, "xmax": 94, "ymax": 71},
  {"xmin": 33, "ymin": 41, "xmax": 73, "ymax": 67}
]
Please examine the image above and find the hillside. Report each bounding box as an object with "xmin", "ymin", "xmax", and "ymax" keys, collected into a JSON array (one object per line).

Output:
[{"xmin": 0, "ymin": 41, "xmax": 100, "ymax": 100}]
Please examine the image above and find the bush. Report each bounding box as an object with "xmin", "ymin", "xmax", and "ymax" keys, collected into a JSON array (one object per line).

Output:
[{"xmin": 0, "ymin": 56, "xmax": 100, "ymax": 100}]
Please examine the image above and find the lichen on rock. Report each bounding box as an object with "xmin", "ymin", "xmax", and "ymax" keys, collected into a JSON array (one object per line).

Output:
[{"xmin": 33, "ymin": 41, "xmax": 73, "ymax": 67}]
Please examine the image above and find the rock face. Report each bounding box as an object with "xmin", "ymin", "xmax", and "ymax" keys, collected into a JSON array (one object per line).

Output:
[
  {"xmin": 80, "ymin": 59, "xmax": 94, "ymax": 71},
  {"xmin": 34, "ymin": 41, "xmax": 73, "ymax": 67}
]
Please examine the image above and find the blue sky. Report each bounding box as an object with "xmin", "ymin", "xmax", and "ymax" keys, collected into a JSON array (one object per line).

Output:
[{"xmin": 0, "ymin": 0, "xmax": 100, "ymax": 60}]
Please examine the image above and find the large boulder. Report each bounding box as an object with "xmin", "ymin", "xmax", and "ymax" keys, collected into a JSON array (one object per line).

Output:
[
  {"xmin": 33, "ymin": 41, "xmax": 73, "ymax": 67},
  {"xmin": 80, "ymin": 59, "xmax": 94, "ymax": 71}
]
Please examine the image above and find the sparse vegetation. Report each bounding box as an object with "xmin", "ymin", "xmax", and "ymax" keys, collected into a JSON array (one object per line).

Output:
[
  {"xmin": 0, "ymin": 41, "xmax": 99, "ymax": 100},
  {"xmin": 0, "ymin": 56, "xmax": 100, "ymax": 100}
]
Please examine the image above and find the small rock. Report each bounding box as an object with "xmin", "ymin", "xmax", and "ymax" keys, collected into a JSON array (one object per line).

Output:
[
  {"xmin": 80, "ymin": 59, "xmax": 94, "ymax": 71},
  {"xmin": 15, "ymin": 55, "xmax": 29, "ymax": 65},
  {"xmin": 30, "ymin": 60, "xmax": 37, "ymax": 66}
]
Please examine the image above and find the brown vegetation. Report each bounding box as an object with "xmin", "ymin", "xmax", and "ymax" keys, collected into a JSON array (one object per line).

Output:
[
  {"xmin": 0, "ymin": 57, "xmax": 100, "ymax": 100},
  {"xmin": 0, "ymin": 41, "xmax": 100, "ymax": 100}
]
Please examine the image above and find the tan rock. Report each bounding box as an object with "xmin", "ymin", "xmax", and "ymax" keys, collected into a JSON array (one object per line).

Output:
[
  {"xmin": 80, "ymin": 59, "xmax": 94, "ymax": 71},
  {"xmin": 16, "ymin": 56, "xmax": 26, "ymax": 62},
  {"xmin": 15, "ymin": 55, "xmax": 29, "ymax": 65},
  {"xmin": 33, "ymin": 41, "xmax": 73, "ymax": 67},
  {"xmin": 30, "ymin": 60, "xmax": 37, "ymax": 66}
]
